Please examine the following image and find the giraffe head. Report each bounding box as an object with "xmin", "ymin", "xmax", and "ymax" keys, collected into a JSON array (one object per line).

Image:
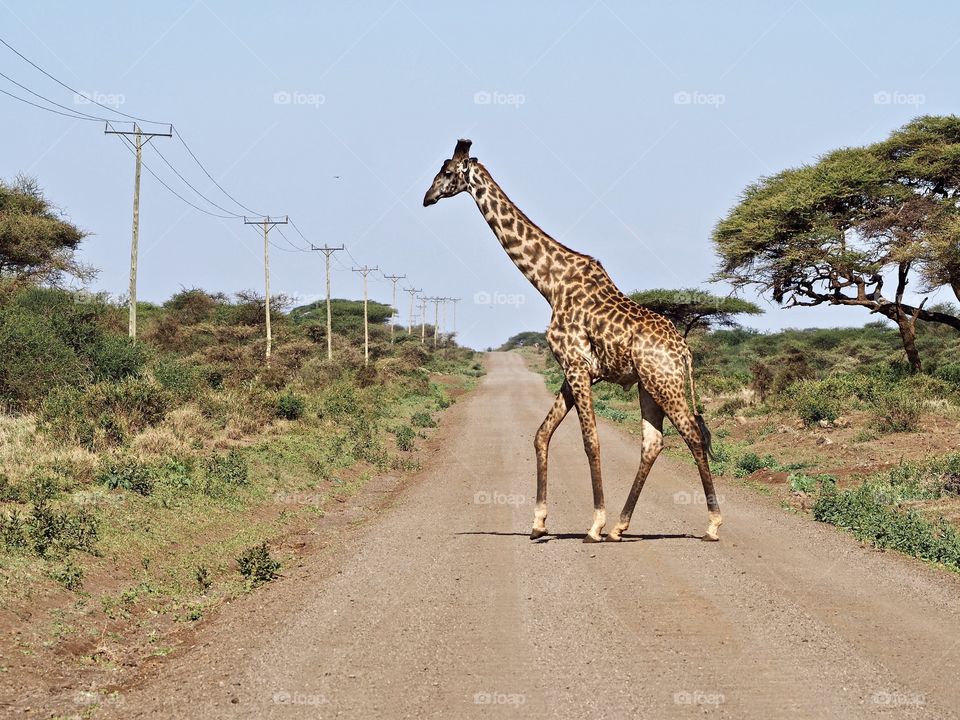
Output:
[{"xmin": 423, "ymin": 139, "xmax": 473, "ymax": 207}]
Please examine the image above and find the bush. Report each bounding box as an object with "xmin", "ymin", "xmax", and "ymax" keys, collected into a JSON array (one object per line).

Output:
[
  {"xmin": 813, "ymin": 482, "xmax": 960, "ymax": 571},
  {"xmin": 152, "ymin": 356, "xmax": 204, "ymax": 399},
  {"xmin": 26, "ymin": 500, "xmax": 98, "ymax": 558},
  {"xmin": 933, "ymin": 362, "xmax": 960, "ymax": 386},
  {"xmin": 735, "ymin": 452, "xmax": 779, "ymax": 477},
  {"xmin": 395, "ymin": 425, "xmax": 415, "ymax": 452},
  {"xmin": 96, "ymin": 454, "xmax": 155, "ymax": 495},
  {"xmin": 715, "ymin": 397, "xmax": 747, "ymax": 416},
  {"xmin": 204, "ymin": 450, "xmax": 248, "ymax": 488},
  {"xmin": 49, "ymin": 559, "xmax": 84, "ymax": 591},
  {"xmin": 871, "ymin": 388, "xmax": 922, "ymax": 433},
  {"xmin": 0, "ymin": 305, "xmax": 85, "ymax": 406},
  {"xmin": 89, "ymin": 334, "xmax": 147, "ymax": 382},
  {"xmin": 40, "ymin": 377, "xmax": 170, "ymax": 448},
  {"xmin": 410, "ymin": 410, "xmax": 436, "ymax": 428},
  {"xmin": 787, "ymin": 380, "xmax": 841, "ymax": 426},
  {"xmin": 275, "ymin": 391, "xmax": 306, "ymax": 420},
  {"xmin": 237, "ymin": 542, "xmax": 280, "ymax": 588}
]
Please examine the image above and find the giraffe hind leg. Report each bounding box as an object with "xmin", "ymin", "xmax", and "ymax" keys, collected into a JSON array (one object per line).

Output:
[
  {"xmin": 531, "ymin": 382, "xmax": 574, "ymax": 539},
  {"xmin": 607, "ymin": 386, "xmax": 664, "ymax": 541},
  {"xmin": 644, "ymin": 377, "xmax": 722, "ymax": 541}
]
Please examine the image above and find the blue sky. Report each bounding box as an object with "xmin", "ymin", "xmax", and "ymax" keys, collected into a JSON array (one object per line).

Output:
[{"xmin": 2, "ymin": 1, "xmax": 957, "ymax": 349}]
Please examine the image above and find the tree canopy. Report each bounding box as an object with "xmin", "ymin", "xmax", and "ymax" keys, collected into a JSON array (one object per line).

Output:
[
  {"xmin": 629, "ymin": 288, "xmax": 762, "ymax": 337},
  {"xmin": 712, "ymin": 115, "xmax": 960, "ymax": 371},
  {"xmin": 0, "ymin": 175, "xmax": 89, "ymax": 286}
]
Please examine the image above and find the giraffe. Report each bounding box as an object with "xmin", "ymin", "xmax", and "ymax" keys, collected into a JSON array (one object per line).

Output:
[{"xmin": 423, "ymin": 139, "xmax": 722, "ymax": 543}]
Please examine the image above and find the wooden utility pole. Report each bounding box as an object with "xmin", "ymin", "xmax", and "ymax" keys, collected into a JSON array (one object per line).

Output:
[
  {"xmin": 382, "ymin": 273, "xmax": 406, "ymax": 342},
  {"xmin": 243, "ymin": 216, "xmax": 288, "ymax": 363},
  {"xmin": 310, "ymin": 244, "xmax": 344, "ymax": 360},
  {"xmin": 450, "ymin": 297, "xmax": 460, "ymax": 337},
  {"xmin": 352, "ymin": 265, "xmax": 379, "ymax": 365},
  {"xmin": 404, "ymin": 287, "xmax": 421, "ymax": 335},
  {"xmin": 418, "ymin": 295, "xmax": 428, "ymax": 345},
  {"xmin": 427, "ymin": 297, "xmax": 442, "ymax": 348},
  {"xmin": 104, "ymin": 121, "xmax": 172, "ymax": 340}
]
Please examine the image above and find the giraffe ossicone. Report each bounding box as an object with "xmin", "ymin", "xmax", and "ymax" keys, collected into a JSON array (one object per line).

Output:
[{"xmin": 424, "ymin": 139, "xmax": 722, "ymax": 543}]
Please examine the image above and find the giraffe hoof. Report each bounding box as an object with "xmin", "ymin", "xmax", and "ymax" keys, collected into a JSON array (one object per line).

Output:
[
  {"xmin": 530, "ymin": 528, "xmax": 548, "ymax": 540},
  {"xmin": 701, "ymin": 531, "xmax": 720, "ymax": 542},
  {"xmin": 606, "ymin": 531, "xmax": 622, "ymax": 542},
  {"xmin": 582, "ymin": 533, "xmax": 602, "ymax": 544}
]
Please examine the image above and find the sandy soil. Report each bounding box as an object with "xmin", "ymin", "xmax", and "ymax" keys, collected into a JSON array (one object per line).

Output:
[{"xmin": 28, "ymin": 352, "xmax": 960, "ymax": 718}]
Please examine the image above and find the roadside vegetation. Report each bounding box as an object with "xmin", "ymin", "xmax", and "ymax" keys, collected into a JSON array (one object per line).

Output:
[{"xmin": 0, "ymin": 174, "xmax": 483, "ymax": 688}]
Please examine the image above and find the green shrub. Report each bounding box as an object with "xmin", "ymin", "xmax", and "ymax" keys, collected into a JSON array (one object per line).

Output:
[
  {"xmin": 275, "ymin": 391, "xmax": 306, "ymax": 420},
  {"xmin": 788, "ymin": 380, "xmax": 841, "ymax": 426},
  {"xmin": 89, "ymin": 334, "xmax": 147, "ymax": 382},
  {"xmin": 933, "ymin": 362, "xmax": 960, "ymax": 386},
  {"xmin": 49, "ymin": 558, "xmax": 84, "ymax": 591},
  {"xmin": 735, "ymin": 452, "xmax": 779, "ymax": 477},
  {"xmin": 153, "ymin": 356, "xmax": 204, "ymax": 398},
  {"xmin": 237, "ymin": 542, "xmax": 280, "ymax": 588},
  {"xmin": 789, "ymin": 472, "xmax": 835, "ymax": 494},
  {"xmin": 716, "ymin": 397, "xmax": 747, "ymax": 416},
  {"xmin": 0, "ymin": 306, "xmax": 85, "ymax": 406},
  {"xmin": 95, "ymin": 455, "xmax": 155, "ymax": 496},
  {"xmin": 871, "ymin": 388, "xmax": 922, "ymax": 433},
  {"xmin": 0, "ymin": 510, "xmax": 27, "ymax": 549},
  {"xmin": 813, "ymin": 482, "xmax": 960, "ymax": 571},
  {"xmin": 410, "ymin": 410, "xmax": 436, "ymax": 428},
  {"xmin": 204, "ymin": 450, "xmax": 248, "ymax": 488},
  {"xmin": 40, "ymin": 377, "xmax": 170, "ymax": 448},
  {"xmin": 26, "ymin": 500, "xmax": 98, "ymax": 558},
  {"xmin": 395, "ymin": 425, "xmax": 415, "ymax": 452}
]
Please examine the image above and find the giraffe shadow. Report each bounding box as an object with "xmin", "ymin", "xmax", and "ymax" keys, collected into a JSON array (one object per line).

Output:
[{"xmin": 454, "ymin": 531, "xmax": 700, "ymax": 544}]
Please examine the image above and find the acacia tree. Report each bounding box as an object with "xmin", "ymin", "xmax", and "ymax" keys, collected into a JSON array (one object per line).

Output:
[
  {"xmin": 713, "ymin": 116, "xmax": 960, "ymax": 372},
  {"xmin": 629, "ymin": 288, "xmax": 762, "ymax": 337},
  {"xmin": 0, "ymin": 175, "xmax": 90, "ymax": 287}
]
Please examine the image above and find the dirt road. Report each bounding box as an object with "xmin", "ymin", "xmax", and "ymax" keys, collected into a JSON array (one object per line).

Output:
[{"xmin": 104, "ymin": 352, "xmax": 960, "ymax": 719}]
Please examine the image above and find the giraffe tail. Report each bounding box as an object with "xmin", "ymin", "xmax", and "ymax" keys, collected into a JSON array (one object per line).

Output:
[{"xmin": 684, "ymin": 350, "xmax": 715, "ymax": 461}]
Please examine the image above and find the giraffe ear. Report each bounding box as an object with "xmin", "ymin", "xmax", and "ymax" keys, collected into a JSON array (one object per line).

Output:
[{"xmin": 453, "ymin": 138, "xmax": 472, "ymax": 159}]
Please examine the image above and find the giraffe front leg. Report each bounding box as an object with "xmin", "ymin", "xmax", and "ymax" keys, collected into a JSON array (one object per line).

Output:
[
  {"xmin": 531, "ymin": 382, "xmax": 574, "ymax": 540},
  {"xmin": 567, "ymin": 371, "xmax": 605, "ymax": 543}
]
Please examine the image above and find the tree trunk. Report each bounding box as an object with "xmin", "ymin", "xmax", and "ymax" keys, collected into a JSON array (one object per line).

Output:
[{"xmin": 894, "ymin": 307, "xmax": 922, "ymax": 373}]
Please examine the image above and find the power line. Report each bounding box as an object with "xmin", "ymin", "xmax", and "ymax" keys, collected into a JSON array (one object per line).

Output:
[
  {"xmin": 0, "ymin": 84, "xmax": 102, "ymax": 121},
  {"xmin": 115, "ymin": 133, "xmax": 238, "ymax": 219},
  {"xmin": 0, "ymin": 34, "xmax": 165, "ymax": 125},
  {"xmin": 174, "ymin": 128, "xmax": 266, "ymax": 217},
  {"xmin": 0, "ymin": 69, "xmax": 108, "ymax": 121},
  {"xmin": 149, "ymin": 143, "xmax": 245, "ymax": 218}
]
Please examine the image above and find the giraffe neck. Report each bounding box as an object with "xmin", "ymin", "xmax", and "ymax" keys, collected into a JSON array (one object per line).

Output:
[{"xmin": 467, "ymin": 162, "xmax": 579, "ymax": 304}]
